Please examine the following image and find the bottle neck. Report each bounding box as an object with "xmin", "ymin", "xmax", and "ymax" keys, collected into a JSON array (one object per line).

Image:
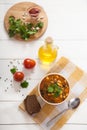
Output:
[
  {"xmin": 44, "ymin": 37, "xmax": 53, "ymax": 48},
  {"xmin": 45, "ymin": 42, "xmax": 53, "ymax": 48}
]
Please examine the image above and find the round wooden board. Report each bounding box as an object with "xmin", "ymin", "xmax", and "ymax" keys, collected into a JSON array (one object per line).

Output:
[{"xmin": 4, "ymin": 2, "xmax": 48, "ymax": 41}]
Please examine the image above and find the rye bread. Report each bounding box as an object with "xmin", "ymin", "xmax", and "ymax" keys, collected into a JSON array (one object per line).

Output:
[{"xmin": 24, "ymin": 95, "xmax": 41, "ymax": 115}]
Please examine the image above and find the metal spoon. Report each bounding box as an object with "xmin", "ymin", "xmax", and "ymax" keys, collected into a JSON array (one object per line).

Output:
[{"xmin": 46, "ymin": 97, "xmax": 80, "ymax": 127}]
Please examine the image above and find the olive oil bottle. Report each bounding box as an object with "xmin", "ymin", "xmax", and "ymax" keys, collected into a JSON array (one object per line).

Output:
[{"xmin": 38, "ymin": 37, "xmax": 58, "ymax": 64}]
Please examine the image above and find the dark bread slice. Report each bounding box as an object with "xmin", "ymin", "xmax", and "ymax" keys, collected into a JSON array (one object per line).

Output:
[{"xmin": 24, "ymin": 95, "xmax": 41, "ymax": 115}]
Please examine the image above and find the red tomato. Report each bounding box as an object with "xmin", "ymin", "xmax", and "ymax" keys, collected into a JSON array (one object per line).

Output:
[
  {"xmin": 13, "ymin": 72, "xmax": 24, "ymax": 81},
  {"xmin": 23, "ymin": 58, "xmax": 36, "ymax": 69}
]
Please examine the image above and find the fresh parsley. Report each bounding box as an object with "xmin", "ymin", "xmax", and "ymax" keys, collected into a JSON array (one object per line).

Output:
[
  {"xmin": 21, "ymin": 80, "xmax": 29, "ymax": 88},
  {"xmin": 8, "ymin": 16, "xmax": 44, "ymax": 40},
  {"xmin": 10, "ymin": 67, "xmax": 17, "ymax": 74},
  {"xmin": 47, "ymin": 86, "xmax": 54, "ymax": 93},
  {"xmin": 47, "ymin": 83, "xmax": 62, "ymax": 97}
]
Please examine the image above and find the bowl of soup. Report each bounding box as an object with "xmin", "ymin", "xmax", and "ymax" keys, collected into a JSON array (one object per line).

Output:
[{"xmin": 38, "ymin": 73, "xmax": 70, "ymax": 105}]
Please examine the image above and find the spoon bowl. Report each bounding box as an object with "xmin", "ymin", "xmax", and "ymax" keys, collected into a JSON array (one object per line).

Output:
[
  {"xmin": 46, "ymin": 97, "xmax": 80, "ymax": 127},
  {"xmin": 68, "ymin": 97, "xmax": 80, "ymax": 109}
]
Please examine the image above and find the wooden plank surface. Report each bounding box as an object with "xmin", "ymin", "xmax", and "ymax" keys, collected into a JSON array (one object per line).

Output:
[{"xmin": 1, "ymin": 0, "xmax": 87, "ymax": 130}]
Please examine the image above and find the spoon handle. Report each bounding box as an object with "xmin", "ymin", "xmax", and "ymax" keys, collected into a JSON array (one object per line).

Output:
[{"xmin": 46, "ymin": 108, "xmax": 68, "ymax": 127}]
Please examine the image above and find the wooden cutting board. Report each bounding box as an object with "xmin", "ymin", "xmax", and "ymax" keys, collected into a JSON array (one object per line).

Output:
[
  {"xmin": 19, "ymin": 57, "xmax": 87, "ymax": 130},
  {"xmin": 19, "ymin": 57, "xmax": 69, "ymax": 111},
  {"xmin": 4, "ymin": 2, "xmax": 48, "ymax": 41}
]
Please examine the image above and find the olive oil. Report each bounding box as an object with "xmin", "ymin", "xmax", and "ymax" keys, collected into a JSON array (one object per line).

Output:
[{"xmin": 38, "ymin": 37, "xmax": 58, "ymax": 64}]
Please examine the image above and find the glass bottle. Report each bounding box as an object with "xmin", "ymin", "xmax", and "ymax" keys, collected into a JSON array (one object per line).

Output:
[{"xmin": 38, "ymin": 37, "xmax": 58, "ymax": 64}]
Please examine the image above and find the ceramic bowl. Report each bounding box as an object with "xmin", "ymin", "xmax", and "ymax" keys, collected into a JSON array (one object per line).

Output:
[{"xmin": 38, "ymin": 73, "xmax": 70, "ymax": 105}]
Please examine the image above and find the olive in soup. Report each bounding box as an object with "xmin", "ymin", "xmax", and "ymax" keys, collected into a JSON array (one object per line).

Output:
[{"xmin": 40, "ymin": 74, "xmax": 69, "ymax": 104}]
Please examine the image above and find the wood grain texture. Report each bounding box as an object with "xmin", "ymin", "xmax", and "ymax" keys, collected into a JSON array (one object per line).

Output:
[
  {"xmin": 19, "ymin": 57, "xmax": 87, "ymax": 130},
  {"xmin": 19, "ymin": 57, "xmax": 69, "ymax": 111},
  {"xmin": 4, "ymin": 2, "xmax": 48, "ymax": 41}
]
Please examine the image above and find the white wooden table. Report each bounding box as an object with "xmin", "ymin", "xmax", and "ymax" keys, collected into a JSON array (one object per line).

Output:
[{"xmin": 0, "ymin": 0, "xmax": 87, "ymax": 130}]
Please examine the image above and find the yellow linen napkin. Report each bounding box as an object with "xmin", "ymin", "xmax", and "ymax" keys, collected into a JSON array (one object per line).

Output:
[{"xmin": 19, "ymin": 57, "xmax": 87, "ymax": 130}]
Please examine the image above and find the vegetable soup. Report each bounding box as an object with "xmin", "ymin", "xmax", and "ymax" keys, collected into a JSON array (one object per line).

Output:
[{"xmin": 40, "ymin": 74, "xmax": 69, "ymax": 104}]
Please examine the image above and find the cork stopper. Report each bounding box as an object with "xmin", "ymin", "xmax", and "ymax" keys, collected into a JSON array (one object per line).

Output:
[{"xmin": 45, "ymin": 37, "xmax": 53, "ymax": 44}]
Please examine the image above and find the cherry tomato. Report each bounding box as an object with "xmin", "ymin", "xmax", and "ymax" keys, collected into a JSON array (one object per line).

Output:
[
  {"xmin": 13, "ymin": 72, "xmax": 24, "ymax": 81},
  {"xmin": 23, "ymin": 58, "xmax": 36, "ymax": 69}
]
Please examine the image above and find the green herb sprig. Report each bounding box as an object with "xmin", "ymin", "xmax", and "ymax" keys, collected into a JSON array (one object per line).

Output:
[
  {"xmin": 10, "ymin": 67, "xmax": 17, "ymax": 74},
  {"xmin": 47, "ymin": 83, "xmax": 62, "ymax": 97},
  {"xmin": 21, "ymin": 80, "xmax": 29, "ymax": 88},
  {"xmin": 8, "ymin": 16, "xmax": 44, "ymax": 40}
]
